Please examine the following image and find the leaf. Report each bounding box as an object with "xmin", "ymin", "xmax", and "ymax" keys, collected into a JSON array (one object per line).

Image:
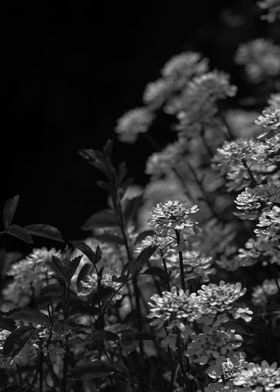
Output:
[
  {"xmin": 24, "ymin": 224, "xmax": 64, "ymax": 243},
  {"xmin": 69, "ymin": 361, "xmax": 120, "ymax": 380},
  {"xmin": 7, "ymin": 308, "xmax": 51, "ymax": 327},
  {"xmin": 3, "ymin": 326, "xmax": 36, "ymax": 358},
  {"xmin": 142, "ymin": 267, "xmax": 165, "ymax": 280},
  {"xmin": 91, "ymin": 330, "xmax": 120, "ymax": 342},
  {"xmin": 69, "ymin": 255, "xmax": 83, "ymax": 280},
  {"xmin": 72, "ymin": 241, "xmax": 97, "ymax": 265},
  {"xmin": 3, "ymin": 195, "xmax": 20, "ymax": 229},
  {"xmin": 81, "ymin": 210, "xmax": 119, "ymax": 230},
  {"xmin": 127, "ymin": 245, "xmax": 158, "ymax": 276},
  {"xmin": 47, "ymin": 256, "xmax": 66, "ymax": 284},
  {"xmin": 6, "ymin": 225, "xmax": 33, "ymax": 243},
  {"xmin": 76, "ymin": 263, "xmax": 94, "ymax": 292},
  {"xmin": 134, "ymin": 230, "xmax": 155, "ymax": 245}
]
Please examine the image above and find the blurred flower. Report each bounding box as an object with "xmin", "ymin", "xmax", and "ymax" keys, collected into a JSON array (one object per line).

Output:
[
  {"xmin": 234, "ymin": 361, "xmax": 280, "ymax": 391},
  {"xmin": 3, "ymin": 248, "xmax": 61, "ymax": 307},
  {"xmin": 147, "ymin": 287, "xmax": 201, "ymax": 329},
  {"xmin": 148, "ymin": 200, "xmax": 199, "ymax": 233},
  {"xmin": 145, "ymin": 140, "xmax": 186, "ymax": 176},
  {"xmin": 252, "ymin": 278, "xmax": 280, "ymax": 306},
  {"xmin": 143, "ymin": 78, "xmax": 173, "ymax": 109},
  {"xmin": 166, "ymin": 249, "xmax": 215, "ymax": 283},
  {"xmin": 177, "ymin": 71, "xmax": 236, "ymax": 129},
  {"xmin": 225, "ymin": 110, "xmax": 261, "ymax": 139},
  {"xmin": 258, "ymin": 0, "xmax": 280, "ymax": 22},
  {"xmin": 115, "ymin": 107, "xmax": 155, "ymax": 143},
  {"xmin": 161, "ymin": 52, "xmax": 209, "ymax": 90},
  {"xmin": 235, "ymin": 39, "xmax": 280, "ymax": 83}
]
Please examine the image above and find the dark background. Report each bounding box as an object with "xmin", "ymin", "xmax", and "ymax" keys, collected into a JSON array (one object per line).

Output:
[{"xmin": 1, "ymin": 1, "xmax": 267, "ymax": 241}]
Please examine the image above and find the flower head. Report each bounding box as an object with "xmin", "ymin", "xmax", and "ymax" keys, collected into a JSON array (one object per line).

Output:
[
  {"xmin": 115, "ymin": 108, "xmax": 154, "ymax": 143},
  {"xmin": 148, "ymin": 200, "xmax": 199, "ymax": 233},
  {"xmin": 258, "ymin": 0, "xmax": 280, "ymax": 22},
  {"xmin": 187, "ymin": 327, "xmax": 243, "ymax": 367},
  {"xmin": 252, "ymin": 279, "xmax": 280, "ymax": 306},
  {"xmin": 197, "ymin": 281, "xmax": 251, "ymax": 322},
  {"xmin": 148, "ymin": 287, "xmax": 201, "ymax": 329},
  {"xmin": 235, "ymin": 39, "xmax": 280, "ymax": 82},
  {"xmin": 234, "ymin": 361, "xmax": 280, "ymax": 391},
  {"xmin": 3, "ymin": 248, "xmax": 61, "ymax": 307}
]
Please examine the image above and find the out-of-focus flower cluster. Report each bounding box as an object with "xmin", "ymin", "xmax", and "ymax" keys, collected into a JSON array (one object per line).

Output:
[
  {"xmin": 2, "ymin": 248, "xmax": 61, "ymax": 308},
  {"xmin": 258, "ymin": 0, "xmax": 280, "ymax": 22},
  {"xmin": 235, "ymin": 39, "xmax": 280, "ymax": 83}
]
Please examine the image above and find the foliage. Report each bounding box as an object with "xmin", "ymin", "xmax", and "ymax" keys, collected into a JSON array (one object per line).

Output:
[{"xmin": 0, "ymin": 3, "xmax": 279, "ymax": 391}]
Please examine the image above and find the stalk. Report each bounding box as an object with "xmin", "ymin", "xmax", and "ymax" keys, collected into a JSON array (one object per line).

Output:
[{"xmin": 175, "ymin": 230, "xmax": 186, "ymax": 291}]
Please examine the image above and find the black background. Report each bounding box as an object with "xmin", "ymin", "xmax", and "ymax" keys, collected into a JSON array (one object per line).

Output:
[{"xmin": 1, "ymin": 1, "xmax": 265, "ymax": 240}]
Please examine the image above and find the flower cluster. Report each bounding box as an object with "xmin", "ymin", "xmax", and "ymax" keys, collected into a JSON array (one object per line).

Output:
[
  {"xmin": 79, "ymin": 271, "xmax": 123, "ymax": 301},
  {"xmin": 235, "ymin": 39, "xmax": 280, "ymax": 83},
  {"xmin": 197, "ymin": 281, "xmax": 252, "ymax": 323},
  {"xmin": 177, "ymin": 71, "xmax": 236, "ymax": 130},
  {"xmin": 148, "ymin": 200, "xmax": 199, "ymax": 234},
  {"xmin": 166, "ymin": 249, "xmax": 215, "ymax": 283},
  {"xmin": 186, "ymin": 327, "xmax": 243, "ymax": 369},
  {"xmin": 115, "ymin": 107, "xmax": 155, "ymax": 143},
  {"xmin": 258, "ymin": 0, "xmax": 280, "ymax": 22},
  {"xmin": 2, "ymin": 248, "xmax": 61, "ymax": 307},
  {"xmin": 252, "ymin": 278, "xmax": 280, "ymax": 306},
  {"xmin": 147, "ymin": 287, "xmax": 201, "ymax": 330}
]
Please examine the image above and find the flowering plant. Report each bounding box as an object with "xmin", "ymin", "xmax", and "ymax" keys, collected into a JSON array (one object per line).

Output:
[{"xmin": 0, "ymin": 2, "xmax": 280, "ymax": 391}]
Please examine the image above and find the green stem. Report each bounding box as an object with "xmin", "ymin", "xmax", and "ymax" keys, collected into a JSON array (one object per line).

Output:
[{"xmin": 175, "ymin": 230, "xmax": 186, "ymax": 291}]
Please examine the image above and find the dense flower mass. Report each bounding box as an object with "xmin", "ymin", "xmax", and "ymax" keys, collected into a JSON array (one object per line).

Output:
[
  {"xmin": 258, "ymin": 0, "xmax": 280, "ymax": 22},
  {"xmin": 234, "ymin": 361, "xmax": 280, "ymax": 391},
  {"xmin": 2, "ymin": 248, "xmax": 61, "ymax": 307},
  {"xmin": 166, "ymin": 249, "xmax": 215, "ymax": 282},
  {"xmin": 79, "ymin": 271, "xmax": 123, "ymax": 301},
  {"xmin": 161, "ymin": 52, "xmax": 209, "ymax": 89},
  {"xmin": 176, "ymin": 71, "xmax": 236, "ymax": 129},
  {"xmin": 197, "ymin": 281, "xmax": 252, "ymax": 322},
  {"xmin": 145, "ymin": 140, "xmax": 186, "ymax": 176},
  {"xmin": 235, "ymin": 39, "xmax": 280, "ymax": 82},
  {"xmin": 252, "ymin": 278, "xmax": 280, "ymax": 306},
  {"xmin": 147, "ymin": 287, "xmax": 201, "ymax": 329},
  {"xmin": 148, "ymin": 200, "xmax": 199, "ymax": 233},
  {"xmin": 115, "ymin": 107, "xmax": 155, "ymax": 143}
]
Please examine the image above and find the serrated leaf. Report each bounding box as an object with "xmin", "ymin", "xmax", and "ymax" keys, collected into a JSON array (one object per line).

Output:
[
  {"xmin": 7, "ymin": 309, "xmax": 51, "ymax": 327},
  {"xmin": 3, "ymin": 326, "xmax": 36, "ymax": 358},
  {"xmin": 24, "ymin": 224, "xmax": 64, "ymax": 243},
  {"xmin": 69, "ymin": 361, "xmax": 119, "ymax": 380},
  {"xmin": 47, "ymin": 256, "xmax": 66, "ymax": 283},
  {"xmin": 6, "ymin": 225, "xmax": 33, "ymax": 243},
  {"xmin": 127, "ymin": 245, "xmax": 158, "ymax": 276},
  {"xmin": 3, "ymin": 195, "xmax": 20, "ymax": 229},
  {"xmin": 81, "ymin": 210, "xmax": 119, "ymax": 230}
]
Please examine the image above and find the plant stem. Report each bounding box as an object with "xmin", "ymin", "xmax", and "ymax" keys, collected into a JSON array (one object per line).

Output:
[
  {"xmin": 242, "ymin": 158, "xmax": 258, "ymax": 186},
  {"xmin": 175, "ymin": 230, "xmax": 185, "ymax": 291}
]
